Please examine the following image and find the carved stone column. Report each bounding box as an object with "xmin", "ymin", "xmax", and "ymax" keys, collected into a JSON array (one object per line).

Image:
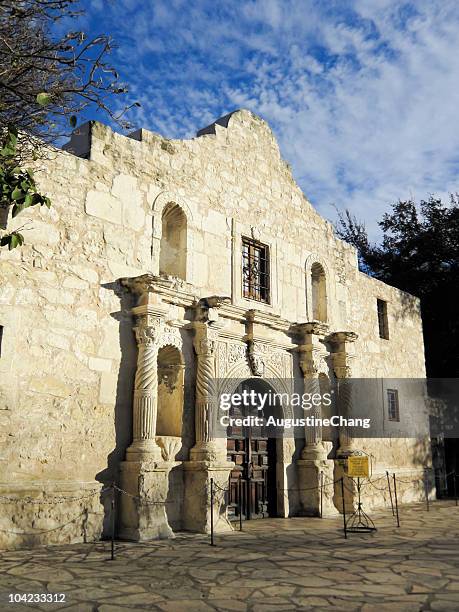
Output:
[
  {"xmin": 329, "ymin": 330, "xmax": 358, "ymax": 513},
  {"xmin": 125, "ymin": 315, "xmax": 163, "ymax": 461},
  {"xmin": 191, "ymin": 321, "xmax": 220, "ymax": 461},
  {"xmin": 118, "ymin": 274, "xmax": 173, "ymax": 541},
  {"xmin": 183, "ymin": 296, "xmax": 234, "ymax": 534},
  {"xmin": 189, "ymin": 296, "xmax": 230, "ymax": 462},
  {"xmin": 295, "ymin": 322, "xmax": 337, "ymax": 516},
  {"xmin": 329, "ymin": 331, "xmax": 358, "ymax": 457},
  {"xmin": 297, "ymin": 321, "xmax": 329, "ymax": 461}
]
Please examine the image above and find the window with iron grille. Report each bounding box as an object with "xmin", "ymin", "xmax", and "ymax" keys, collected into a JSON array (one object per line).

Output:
[
  {"xmin": 242, "ymin": 237, "xmax": 270, "ymax": 303},
  {"xmin": 377, "ymin": 299, "xmax": 389, "ymax": 339},
  {"xmin": 387, "ymin": 389, "xmax": 400, "ymax": 421}
]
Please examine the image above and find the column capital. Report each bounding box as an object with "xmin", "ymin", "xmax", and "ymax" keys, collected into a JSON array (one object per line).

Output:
[
  {"xmin": 294, "ymin": 321, "xmax": 330, "ymax": 340},
  {"xmin": 193, "ymin": 321, "xmax": 221, "ymax": 354},
  {"xmin": 328, "ymin": 330, "xmax": 358, "ymax": 346},
  {"xmin": 122, "ymin": 273, "xmax": 180, "ymax": 310},
  {"xmin": 299, "ymin": 349, "xmax": 328, "ymax": 378},
  {"xmin": 328, "ymin": 330, "xmax": 358, "ymax": 379},
  {"xmin": 294, "ymin": 322, "xmax": 329, "ymax": 379},
  {"xmin": 194, "ymin": 295, "xmax": 231, "ymax": 324}
]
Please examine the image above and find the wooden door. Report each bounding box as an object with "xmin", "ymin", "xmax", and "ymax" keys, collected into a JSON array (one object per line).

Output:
[{"xmin": 227, "ymin": 425, "xmax": 276, "ymax": 520}]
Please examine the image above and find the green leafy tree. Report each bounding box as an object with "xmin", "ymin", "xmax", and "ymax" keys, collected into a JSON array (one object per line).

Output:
[
  {"xmin": 336, "ymin": 196, "xmax": 459, "ymax": 377},
  {"xmin": 0, "ymin": 126, "xmax": 50, "ymax": 249},
  {"xmin": 0, "ymin": 0, "xmax": 137, "ymax": 249}
]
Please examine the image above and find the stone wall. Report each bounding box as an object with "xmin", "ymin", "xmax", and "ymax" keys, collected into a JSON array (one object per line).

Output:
[{"xmin": 0, "ymin": 110, "xmax": 428, "ymax": 547}]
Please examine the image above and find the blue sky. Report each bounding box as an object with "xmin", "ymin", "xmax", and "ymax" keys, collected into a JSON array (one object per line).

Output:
[{"xmin": 78, "ymin": 0, "xmax": 459, "ymax": 236}]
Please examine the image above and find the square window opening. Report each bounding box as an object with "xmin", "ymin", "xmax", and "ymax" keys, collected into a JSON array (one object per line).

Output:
[
  {"xmin": 387, "ymin": 389, "xmax": 400, "ymax": 422},
  {"xmin": 242, "ymin": 237, "xmax": 270, "ymax": 304},
  {"xmin": 377, "ymin": 299, "xmax": 389, "ymax": 339}
]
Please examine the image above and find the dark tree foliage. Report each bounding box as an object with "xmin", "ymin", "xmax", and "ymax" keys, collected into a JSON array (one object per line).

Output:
[{"xmin": 336, "ymin": 196, "xmax": 459, "ymax": 377}]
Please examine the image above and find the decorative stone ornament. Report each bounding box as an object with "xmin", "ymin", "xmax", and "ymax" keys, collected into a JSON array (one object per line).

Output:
[
  {"xmin": 294, "ymin": 321, "xmax": 338, "ymax": 517},
  {"xmin": 247, "ymin": 340, "xmax": 265, "ymax": 376},
  {"xmin": 118, "ymin": 274, "xmax": 175, "ymax": 541},
  {"xmin": 328, "ymin": 330, "xmax": 359, "ymax": 458},
  {"xmin": 120, "ymin": 276, "xmax": 169, "ymax": 462},
  {"xmin": 191, "ymin": 297, "xmax": 228, "ymax": 462}
]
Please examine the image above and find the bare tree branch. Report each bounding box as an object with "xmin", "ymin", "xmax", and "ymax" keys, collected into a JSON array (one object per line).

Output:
[{"xmin": 0, "ymin": 0, "xmax": 135, "ymax": 163}]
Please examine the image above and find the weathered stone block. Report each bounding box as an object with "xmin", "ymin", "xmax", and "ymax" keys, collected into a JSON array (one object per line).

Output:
[
  {"xmin": 88, "ymin": 356, "xmax": 112, "ymax": 372},
  {"xmin": 118, "ymin": 460, "xmax": 174, "ymax": 541},
  {"xmin": 182, "ymin": 461, "xmax": 234, "ymax": 534},
  {"xmin": 85, "ymin": 190, "xmax": 122, "ymax": 224}
]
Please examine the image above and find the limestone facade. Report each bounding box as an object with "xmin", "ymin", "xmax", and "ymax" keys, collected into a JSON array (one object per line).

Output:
[{"xmin": 0, "ymin": 110, "xmax": 431, "ymax": 548}]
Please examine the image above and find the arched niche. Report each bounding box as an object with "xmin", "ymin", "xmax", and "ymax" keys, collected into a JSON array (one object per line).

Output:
[
  {"xmin": 157, "ymin": 345, "xmax": 184, "ymax": 438},
  {"xmin": 305, "ymin": 255, "xmax": 331, "ymax": 323},
  {"xmin": 159, "ymin": 203, "xmax": 187, "ymax": 280},
  {"xmin": 152, "ymin": 191, "xmax": 194, "ymax": 282},
  {"xmin": 311, "ymin": 262, "xmax": 327, "ymax": 322}
]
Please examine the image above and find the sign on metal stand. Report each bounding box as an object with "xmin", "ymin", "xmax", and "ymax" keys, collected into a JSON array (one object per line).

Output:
[
  {"xmin": 346, "ymin": 454, "xmax": 376, "ymax": 533},
  {"xmin": 346, "ymin": 477, "xmax": 377, "ymax": 533},
  {"xmin": 348, "ymin": 455, "xmax": 370, "ymax": 478}
]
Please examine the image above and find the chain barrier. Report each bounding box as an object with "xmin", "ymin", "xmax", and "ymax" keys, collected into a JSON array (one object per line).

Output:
[
  {"xmin": 112, "ymin": 483, "xmax": 228, "ymax": 507},
  {"xmin": 0, "ymin": 511, "xmax": 88, "ymax": 536},
  {"xmin": 1, "ymin": 467, "xmax": 454, "ymax": 549},
  {"xmin": 0, "ymin": 487, "xmax": 112, "ymax": 505},
  {"xmin": 0, "ymin": 469, "xmax": 445, "ymax": 507},
  {"xmin": 278, "ymin": 476, "xmax": 346, "ymax": 493},
  {"xmin": 366, "ymin": 479, "xmax": 390, "ymax": 492},
  {"xmin": 395, "ymin": 469, "xmax": 455, "ymax": 485}
]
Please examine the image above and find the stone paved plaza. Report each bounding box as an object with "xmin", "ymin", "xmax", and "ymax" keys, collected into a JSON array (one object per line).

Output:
[{"xmin": 0, "ymin": 501, "xmax": 458, "ymax": 612}]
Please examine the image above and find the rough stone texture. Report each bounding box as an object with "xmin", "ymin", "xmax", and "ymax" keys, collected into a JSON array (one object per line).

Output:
[
  {"xmin": 0, "ymin": 501, "xmax": 458, "ymax": 610},
  {"xmin": 0, "ymin": 110, "xmax": 429, "ymax": 548}
]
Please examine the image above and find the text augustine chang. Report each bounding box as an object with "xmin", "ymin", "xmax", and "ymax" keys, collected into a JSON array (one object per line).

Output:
[
  {"xmin": 219, "ymin": 389, "xmax": 332, "ymax": 411},
  {"xmin": 219, "ymin": 414, "xmax": 371, "ymax": 429}
]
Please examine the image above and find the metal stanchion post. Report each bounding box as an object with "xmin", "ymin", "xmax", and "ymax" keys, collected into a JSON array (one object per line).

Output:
[
  {"xmin": 110, "ymin": 483, "xmax": 116, "ymax": 560},
  {"xmin": 320, "ymin": 471, "xmax": 324, "ymax": 519},
  {"xmin": 210, "ymin": 478, "xmax": 215, "ymax": 546},
  {"xmin": 341, "ymin": 477, "xmax": 347, "ymax": 539},
  {"xmin": 83, "ymin": 507, "xmax": 89, "ymax": 544},
  {"xmin": 424, "ymin": 469, "xmax": 430, "ymax": 512},
  {"xmin": 238, "ymin": 476, "xmax": 243, "ymax": 532},
  {"xmin": 392, "ymin": 473, "xmax": 400, "ymax": 528},
  {"xmin": 386, "ymin": 470, "xmax": 395, "ymax": 516}
]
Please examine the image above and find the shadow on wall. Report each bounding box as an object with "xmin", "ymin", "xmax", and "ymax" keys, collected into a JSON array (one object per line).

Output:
[
  {"xmin": 96, "ymin": 281, "xmax": 137, "ymax": 538},
  {"xmin": 406, "ymin": 436, "xmax": 436, "ymax": 500},
  {"xmin": 427, "ymin": 379, "xmax": 459, "ymax": 497}
]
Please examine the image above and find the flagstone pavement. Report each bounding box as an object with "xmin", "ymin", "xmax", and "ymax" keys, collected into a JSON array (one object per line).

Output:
[{"xmin": 0, "ymin": 501, "xmax": 458, "ymax": 611}]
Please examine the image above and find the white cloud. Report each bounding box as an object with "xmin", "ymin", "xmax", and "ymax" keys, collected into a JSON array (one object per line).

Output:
[{"xmin": 82, "ymin": 0, "xmax": 459, "ymax": 237}]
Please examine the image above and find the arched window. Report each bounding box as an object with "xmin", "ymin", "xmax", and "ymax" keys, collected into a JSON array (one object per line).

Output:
[
  {"xmin": 157, "ymin": 345, "xmax": 184, "ymax": 438},
  {"xmin": 311, "ymin": 262, "xmax": 327, "ymax": 322},
  {"xmin": 159, "ymin": 203, "xmax": 187, "ymax": 280}
]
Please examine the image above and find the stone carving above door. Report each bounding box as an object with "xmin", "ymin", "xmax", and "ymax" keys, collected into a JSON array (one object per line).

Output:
[{"xmin": 216, "ymin": 339, "xmax": 292, "ymax": 380}]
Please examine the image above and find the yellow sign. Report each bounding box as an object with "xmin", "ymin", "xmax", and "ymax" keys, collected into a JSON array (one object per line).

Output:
[{"xmin": 347, "ymin": 455, "xmax": 370, "ymax": 478}]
